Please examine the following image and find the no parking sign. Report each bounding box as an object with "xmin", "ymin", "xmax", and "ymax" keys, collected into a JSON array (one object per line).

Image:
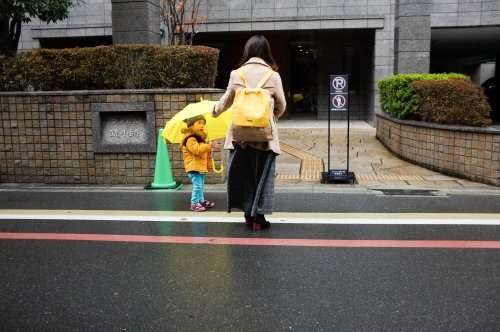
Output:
[
  {"xmin": 330, "ymin": 75, "xmax": 348, "ymax": 112},
  {"xmin": 322, "ymin": 74, "xmax": 355, "ymax": 184}
]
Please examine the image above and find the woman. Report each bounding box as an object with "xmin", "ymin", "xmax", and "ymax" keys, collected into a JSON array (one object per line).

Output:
[{"xmin": 212, "ymin": 35, "xmax": 286, "ymax": 230}]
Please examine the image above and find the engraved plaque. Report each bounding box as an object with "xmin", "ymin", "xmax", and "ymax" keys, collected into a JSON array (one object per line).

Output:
[
  {"xmin": 92, "ymin": 102, "xmax": 156, "ymax": 153},
  {"xmin": 101, "ymin": 112, "xmax": 147, "ymax": 145}
]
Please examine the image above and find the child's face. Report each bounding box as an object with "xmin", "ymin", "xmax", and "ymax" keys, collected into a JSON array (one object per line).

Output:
[{"xmin": 191, "ymin": 119, "xmax": 206, "ymax": 134}]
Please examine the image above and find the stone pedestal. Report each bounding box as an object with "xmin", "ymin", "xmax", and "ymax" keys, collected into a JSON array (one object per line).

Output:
[
  {"xmin": 111, "ymin": 0, "xmax": 161, "ymax": 44},
  {"xmin": 394, "ymin": 0, "xmax": 431, "ymax": 74}
]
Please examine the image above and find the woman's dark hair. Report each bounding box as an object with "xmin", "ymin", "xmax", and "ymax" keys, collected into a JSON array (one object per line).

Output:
[{"xmin": 236, "ymin": 35, "xmax": 279, "ymax": 71}]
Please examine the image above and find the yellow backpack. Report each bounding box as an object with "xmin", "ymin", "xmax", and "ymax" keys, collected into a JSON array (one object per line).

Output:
[{"xmin": 231, "ymin": 68, "xmax": 275, "ymax": 142}]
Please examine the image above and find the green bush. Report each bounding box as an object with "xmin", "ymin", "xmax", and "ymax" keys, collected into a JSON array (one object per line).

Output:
[
  {"xmin": 378, "ymin": 73, "xmax": 468, "ymax": 119},
  {"xmin": 411, "ymin": 78, "xmax": 492, "ymax": 126},
  {"xmin": 0, "ymin": 45, "xmax": 219, "ymax": 91}
]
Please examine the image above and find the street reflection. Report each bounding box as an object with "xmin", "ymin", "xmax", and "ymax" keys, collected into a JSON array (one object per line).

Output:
[{"xmin": 159, "ymin": 238, "xmax": 241, "ymax": 322}]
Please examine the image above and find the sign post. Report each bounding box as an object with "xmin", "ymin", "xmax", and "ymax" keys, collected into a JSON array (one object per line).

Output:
[{"xmin": 321, "ymin": 74, "xmax": 356, "ymax": 184}]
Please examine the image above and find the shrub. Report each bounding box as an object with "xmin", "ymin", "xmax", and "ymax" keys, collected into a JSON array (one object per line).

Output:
[
  {"xmin": 378, "ymin": 73, "xmax": 469, "ymax": 119},
  {"xmin": 411, "ymin": 78, "xmax": 492, "ymax": 126},
  {"xmin": 0, "ymin": 45, "xmax": 219, "ymax": 91}
]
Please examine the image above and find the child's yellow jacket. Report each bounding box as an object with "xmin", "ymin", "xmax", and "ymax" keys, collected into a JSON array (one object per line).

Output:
[{"xmin": 181, "ymin": 132, "xmax": 211, "ymax": 173}]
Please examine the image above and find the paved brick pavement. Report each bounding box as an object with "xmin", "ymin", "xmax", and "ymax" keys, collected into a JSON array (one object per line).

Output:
[{"xmin": 276, "ymin": 120, "xmax": 497, "ymax": 192}]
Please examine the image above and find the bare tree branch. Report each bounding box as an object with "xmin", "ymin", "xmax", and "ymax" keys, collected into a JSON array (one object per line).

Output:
[{"xmin": 160, "ymin": 0, "xmax": 206, "ymax": 45}]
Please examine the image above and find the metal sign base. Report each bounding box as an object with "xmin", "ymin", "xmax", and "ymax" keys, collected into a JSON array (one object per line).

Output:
[{"xmin": 321, "ymin": 170, "xmax": 356, "ymax": 184}]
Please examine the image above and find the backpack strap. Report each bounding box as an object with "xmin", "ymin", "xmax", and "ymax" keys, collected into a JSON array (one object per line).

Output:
[
  {"xmin": 236, "ymin": 68, "xmax": 274, "ymax": 89},
  {"xmin": 256, "ymin": 69, "xmax": 274, "ymax": 89},
  {"xmin": 236, "ymin": 69, "xmax": 250, "ymax": 88}
]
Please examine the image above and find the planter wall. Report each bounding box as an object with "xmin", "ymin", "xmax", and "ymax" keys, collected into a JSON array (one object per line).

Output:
[
  {"xmin": 376, "ymin": 113, "xmax": 499, "ymax": 186},
  {"xmin": 0, "ymin": 89, "xmax": 225, "ymax": 185}
]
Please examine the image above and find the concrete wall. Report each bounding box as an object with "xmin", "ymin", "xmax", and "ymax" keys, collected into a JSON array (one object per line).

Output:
[
  {"xmin": 17, "ymin": 0, "xmax": 500, "ymax": 56},
  {"xmin": 376, "ymin": 113, "xmax": 500, "ymax": 186},
  {"xmin": 0, "ymin": 90, "xmax": 226, "ymax": 185},
  {"xmin": 111, "ymin": 0, "xmax": 161, "ymax": 44},
  {"xmin": 18, "ymin": 0, "xmax": 112, "ymax": 51},
  {"xmin": 394, "ymin": 0, "xmax": 431, "ymax": 74},
  {"xmin": 431, "ymin": 0, "xmax": 500, "ymax": 27}
]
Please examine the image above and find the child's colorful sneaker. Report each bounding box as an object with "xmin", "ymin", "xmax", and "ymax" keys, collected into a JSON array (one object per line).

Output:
[
  {"xmin": 190, "ymin": 202, "xmax": 205, "ymax": 212},
  {"xmin": 201, "ymin": 200, "xmax": 215, "ymax": 208}
]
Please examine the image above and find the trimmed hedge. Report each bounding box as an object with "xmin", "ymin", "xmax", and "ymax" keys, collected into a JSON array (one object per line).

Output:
[
  {"xmin": 0, "ymin": 45, "xmax": 219, "ymax": 91},
  {"xmin": 378, "ymin": 73, "xmax": 468, "ymax": 119},
  {"xmin": 411, "ymin": 78, "xmax": 491, "ymax": 126}
]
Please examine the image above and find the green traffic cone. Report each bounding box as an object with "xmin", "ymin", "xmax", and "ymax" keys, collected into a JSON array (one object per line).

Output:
[{"xmin": 144, "ymin": 129, "xmax": 183, "ymax": 191}]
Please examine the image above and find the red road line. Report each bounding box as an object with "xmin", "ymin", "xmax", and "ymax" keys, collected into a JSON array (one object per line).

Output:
[{"xmin": 1, "ymin": 232, "xmax": 500, "ymax": 249}]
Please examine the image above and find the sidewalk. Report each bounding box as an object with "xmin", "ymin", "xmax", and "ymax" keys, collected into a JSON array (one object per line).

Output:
[
  {"xmin": 274, "ymin": 119, "xmax": 498, "ymax": 193},
  {"xmin": 0, "ymin": 120, "xmax": 497, "ymax": 195}
]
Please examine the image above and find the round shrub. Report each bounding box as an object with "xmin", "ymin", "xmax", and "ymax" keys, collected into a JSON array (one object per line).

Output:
[
  {"xmin": 377, "ymin": 73, "xmax": 469, "ymax": 119},
  {"xmin": 411, "ymin": 78, "xmax": 492, "ymax": 126}
]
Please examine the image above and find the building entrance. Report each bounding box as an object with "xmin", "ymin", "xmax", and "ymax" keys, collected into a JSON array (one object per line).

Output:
[
  {"xmin": 289, "ymin": 41, "xmax": 317, "ymax": 118},
  {"xmin": 194, "ymin": 29, "xmax": 374, "ymax": 121}
]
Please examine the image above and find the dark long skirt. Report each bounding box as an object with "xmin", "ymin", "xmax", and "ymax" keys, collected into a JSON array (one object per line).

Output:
[{"xmin": 227, "ymin": 146, "xmax": 276, "ymax": 216}]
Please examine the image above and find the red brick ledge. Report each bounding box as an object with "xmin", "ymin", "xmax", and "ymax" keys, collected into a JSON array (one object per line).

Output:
[{"xmin": 376, "ymin": 113, "xmax": 499, "ymax": 186}]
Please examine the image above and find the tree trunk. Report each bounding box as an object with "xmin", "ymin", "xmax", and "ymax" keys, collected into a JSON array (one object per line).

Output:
[
  {"xmin": 11, "ymin": 15, "xmax": 21, "ymax": 55},
  {"xmin": 0, "ymin": 15, "xmax": 11, "ymax": 57},
  {"xmin": 0, "ymin": 14, "xmax": 21, "ymax": 57}
]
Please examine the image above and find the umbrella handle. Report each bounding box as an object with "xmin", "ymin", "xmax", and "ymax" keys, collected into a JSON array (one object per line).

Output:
[{"xmin": 211, "ymin": 158, "xmax": 224, "ymax": 174}]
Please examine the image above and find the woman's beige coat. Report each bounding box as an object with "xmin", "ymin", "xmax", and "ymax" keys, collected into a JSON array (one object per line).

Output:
[{"xmin": 212, "ymin": 57, "xmax": 287, "ymax": 154}]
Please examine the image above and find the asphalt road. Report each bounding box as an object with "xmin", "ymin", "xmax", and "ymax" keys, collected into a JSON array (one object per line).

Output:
[
  {"xmin": 0, "ymin": 189, "xmax": 500, "ymax": 213},
  {"xmin": 1, "ymin": 189, "xmax": 499, "ymax": 331}
]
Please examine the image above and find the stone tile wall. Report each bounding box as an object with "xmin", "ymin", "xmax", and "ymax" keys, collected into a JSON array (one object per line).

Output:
[
  {"xmin": 432, "ymin": 0, "xmax": 500, "ymax": 26},
  {"xmin": 394, "ymin": 0, "xmax": 431, "ymax": 74},
  {"xmin": 19, "ymin": 0, "xmax": 112, "ymax": 51},
  {"xmin": 376, "ymin": 113, "xmax": 499, "ymax": 186},
  {"xmin": 0, "ymin": 89, "xmax": 225, "ymax": 185}
]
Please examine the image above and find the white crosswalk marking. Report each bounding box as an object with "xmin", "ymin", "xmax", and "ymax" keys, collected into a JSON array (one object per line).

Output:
[{"xmin": 0, "ymin": 210, "xmax": 499, "ymax": 225}]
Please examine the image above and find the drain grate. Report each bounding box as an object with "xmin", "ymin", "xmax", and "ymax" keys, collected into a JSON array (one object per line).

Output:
[{"xmin": 376, "ymin": 189, "xmax": 440, "ymax": 196}]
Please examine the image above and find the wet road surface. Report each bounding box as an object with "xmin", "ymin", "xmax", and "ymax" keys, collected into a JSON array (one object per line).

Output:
[{"xmin": 1, "ymin": 209, "xmax": 500, "ymax": 331}]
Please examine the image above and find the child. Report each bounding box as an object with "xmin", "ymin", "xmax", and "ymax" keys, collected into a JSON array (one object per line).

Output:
[{"xmin": 181, "ymin": 115, "xmax": 218, "ymax": 212}]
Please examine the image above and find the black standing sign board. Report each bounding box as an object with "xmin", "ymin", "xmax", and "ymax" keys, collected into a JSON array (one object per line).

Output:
[{"xmin": 321, "ymin": 74, "xmax": 356, "ymax": 184}]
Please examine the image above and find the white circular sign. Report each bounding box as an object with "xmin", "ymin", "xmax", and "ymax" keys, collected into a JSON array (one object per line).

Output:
[
  {"xmin": 332, "ymin": 77, "xmax": 346, "ymax": 90},
  {"xmin": 332, "ymin": 95, "xmax": 346, "ymax": 109}
]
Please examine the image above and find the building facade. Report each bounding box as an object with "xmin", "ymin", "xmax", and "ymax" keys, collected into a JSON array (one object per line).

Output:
[{"xmin": 17, "ymin": 0, "xmax": 500, "ymax": 124}]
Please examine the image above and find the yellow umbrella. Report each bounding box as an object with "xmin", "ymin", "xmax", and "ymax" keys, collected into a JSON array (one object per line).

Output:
[
  {"xmin": 161, "ymin": 100, "xmax": 231, "ymax": 143},
  {"xmin": 161, "ymin": 99, "xmax": 231, "ymax": 173}
]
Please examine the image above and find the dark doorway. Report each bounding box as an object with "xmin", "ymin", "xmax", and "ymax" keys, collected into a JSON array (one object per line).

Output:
[
  {"xmin": 194, "ymin": 29, "xmax": 374, "ymax": 120},
  {"xmin": 289, "ymin": 40, "xmax": 317, "ymax": 117}
]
